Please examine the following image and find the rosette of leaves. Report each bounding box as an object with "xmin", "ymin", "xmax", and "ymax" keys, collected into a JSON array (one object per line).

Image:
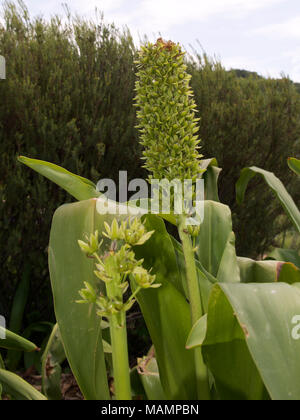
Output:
[{"xmin": 134, "ymin": 38, "xmax": 203, "ymax": 183}]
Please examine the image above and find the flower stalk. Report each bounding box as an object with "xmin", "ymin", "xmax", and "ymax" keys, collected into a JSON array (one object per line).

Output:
[
  {"xmin": 77, "ymin": 219, "xmax": 159, "ymax": 400},
  {"xmin": 178, "ymin": 216, "xmax": 210, "ymax": 400},
  {"xmin": 135, "ymin": 39, "xmax": 211, "ymax": 399}
]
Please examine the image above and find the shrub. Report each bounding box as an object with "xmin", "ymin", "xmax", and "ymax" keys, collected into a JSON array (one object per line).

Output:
[
  {"xmin": 188, "ymin": 54, "xmax": 300, "ymax": 256},
  {"xmin": 0, "ymin": 2, "xmax": 144, "ymax": 319}
]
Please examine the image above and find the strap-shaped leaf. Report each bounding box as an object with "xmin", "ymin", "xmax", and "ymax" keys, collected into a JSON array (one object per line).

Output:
[
  {"xmin": 201, "ymin": 158, "xmax": 221, "ymax": 202},
  {"xmin": 49, "ymin": 199, "xmax": 110, "ymax": 400},
  {"xmin": 195, "ymin": 201, "xmax": 240, "ymax": 282},
  {"xmin": 238, "ymin": 256, "xmax": 300, "ymax": 284},
  {"xmin": 18, "ymin": 156, "xmax": 99, "ymax": 201},
  {"xmin": 186, "ymin": 315, "xmax": 207, "ymax": 350},
  {"xmin": 0, "ymin": 369, "xmax": 47, "ymax": 400},
  {"xmin": 203, "ymin": 283, "xmax": 300, "ymax": 400},
  {"xmin": 41, "ymin": 324, "xmax": 66, "ymax": 400},
  {"xmin": 0, "ymin": 327, "xmax": 38, "ymax": 352},
  {"xmin": 236, "ymin": 166, "xmax": 300, "ymax": 233}
]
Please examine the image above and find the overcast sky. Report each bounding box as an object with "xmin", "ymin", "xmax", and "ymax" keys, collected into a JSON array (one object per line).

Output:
[{"xmin": 10, "ymin": 0, "xmax": 300, "ymax": 82}]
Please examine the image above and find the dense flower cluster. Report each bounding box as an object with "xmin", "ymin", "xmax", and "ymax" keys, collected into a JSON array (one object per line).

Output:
[
  {"xmin": 134, "ymin": 38, "xmax": 203, "ymax": 183},
  {"xmin": 77, "ymin": 218, "xmax": 160, "ymax": 319}
]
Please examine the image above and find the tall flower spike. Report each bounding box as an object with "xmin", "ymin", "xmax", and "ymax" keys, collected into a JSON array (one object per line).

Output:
[{"xmin": 134, "ymin": 38, "xmax": 203, "ymax": 183}]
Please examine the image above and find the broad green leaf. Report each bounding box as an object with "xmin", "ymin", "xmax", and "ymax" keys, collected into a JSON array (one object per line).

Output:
[
  {"xmin": 277, "ymin": 262, "xmax": 300, "ymax": 284},
  {"xmin": 238, "ymin": 256, "xmax": 300, "ymax": 284},
  {"xmin": 137, "ymin": 349, "xmax": 166, "ymax": 400},
  {"xmin": 267, "ymin": 248, "xmax": 300, "ymax": 269},
  {"xmin": 42, "ymin": 324, "xmax": 66, "ymax": 400},
  {"xmin": 202, "ymin": 285, "xmax": 268, "ymax": 400},
  {"xmin": 0, "ymin": 327, "xmax": 38, "ymax": 352},
  {"xmin": 49, "ymin": 199, "xmax": 110, "ymax": 400},
  {"xmin": 0, "ymin": 369, "xmax": 47, "ymax": 400},
  {"xmin": 288, "ymin": 157, "xmax": 300, "ymax": 176},
  {"xmin": 133, "ymin": 215, "xmax": 197, "ymax": 400},
  {"xmin": 238, "ymin": 257, "xmax": 281, "ymax": 283},
  {"xmin": 204, "ymin": 283, "xmax": 300, "ymax": 400},
  {"xmin": 186, "ymin": 315, "xmax": 207, "ymax": 349},
  {"xmin": 216, "ymin": 232, "xmax": 240, "ymax": 283},
  {"xmin": 236, "ymin": 166, "xmax": 300, "ymax": 233},
  {"xmin": 6, "ymin": 264, "xmax": 30, "ymax": 370},
  {"xmin": 18, "ymin": 156, "xmax": 100, "ymax": 201},
  {"xmin": 201, "ymin": 158, "xmax": 221, "ymax": 202},
  {"xmin": 195, "ymin": 201, "xmax": 240, "ymax": 283}
]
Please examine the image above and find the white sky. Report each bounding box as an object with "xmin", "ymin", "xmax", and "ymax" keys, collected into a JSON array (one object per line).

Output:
[{"xmin": 6, "ymin": 0, "xmax": 300, "ymax": 82}]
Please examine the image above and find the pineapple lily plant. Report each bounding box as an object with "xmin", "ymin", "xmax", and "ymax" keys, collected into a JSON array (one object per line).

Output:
[{"xmin": 2, "ymin": 39, "xmax": 300, "ymax": 400}]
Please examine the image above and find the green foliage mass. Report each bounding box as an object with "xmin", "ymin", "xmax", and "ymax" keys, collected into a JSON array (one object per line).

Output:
[
  {"xmin": 0, "ymin": 2, "xmax": 143, "ymax": 320},
  {"xmin": 0, "ymin": 2, "xmax": 299, "ymax": 321}
]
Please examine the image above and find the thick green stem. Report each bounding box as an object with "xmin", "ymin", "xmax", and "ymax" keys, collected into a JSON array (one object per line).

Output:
[
  {"xmin": 178, "ymin": 216, "xmax": 210, "ymax": 400},
  {"xmin": 109, "ymin": 311, "xmax": 131, "ymax": 400}
]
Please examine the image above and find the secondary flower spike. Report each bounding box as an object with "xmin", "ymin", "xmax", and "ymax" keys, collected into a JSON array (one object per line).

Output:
[{"xmin": 134, "ymin": 38, "xmax": 203, "ymax": 182}]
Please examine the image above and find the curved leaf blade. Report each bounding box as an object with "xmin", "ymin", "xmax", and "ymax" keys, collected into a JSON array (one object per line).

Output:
[
  {"xmin": 205, "ymin": 283, "xmax": 300, "ymax": 400},
  {"xmin": 42, "ymin": 324, "xmax": 66, "ymax": 400},
  {"xmin": 201, "ymin": 158, "xmax": 221, "ymax": 202},
  {"xmin": 203, "ymin": 285, "xmax": 268, "ymax": 400},
  {"xmin": 18, "ymin": 156, "xmax": 99, "ymax": 201},
  {"xmin": 195, "ymin": 201, "xmax": 240, "ymax": 282},
  {"xmin": 236, "ymin": 166, "xmax": 300, "ymax": 233},
  {"xmin": 0, "ymin": 327, "xmax": 38, "ymax": 352},
  {"xmin": 288, "ymin": 157, "xmax": 300, "ymax": 176},
  {"xmin": 49, "ymin": 199, "xmax": 110, "ymax": 400},
  {"xmin": 6, "ymin": 264, "xmax": 30, "ymax": 370},
  {"xmin": 186, "ymin": 315, "xmax": 207, "ymax": 350},
  {"xmin": 0, "ymin": 369, "xmax": 47, "ymax": 400},
  {"xmin": 238, "ymin": 256, "xmax": 300, "ymax": 284}
]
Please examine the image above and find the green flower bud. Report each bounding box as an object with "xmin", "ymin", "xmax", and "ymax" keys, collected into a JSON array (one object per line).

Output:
[
  {"xmin": 187, "ymin": 224, "xmax": 200, "ymax": 238},
  {"xmin": 77, "ymin": 282, "xmax": 97, "ymax": 304},
  {"xmin": 135, "ymin": 38, "xmax": 203, "ymax": 183},
  {"xmin": 114, "ymin": 244, "xmax": 141, "ymax": 274},
  {"xmin": 103, "ymin": 220, "xmax": 126, "ymax": 241},
  {"xmin": 132, "ymin": 266, "xmax": 160, "ymax": 289},
  {"xmin": 78, "ymin": 231, "xmax": 101, "ymax": 256},
  {"xmin": 77, "ymin": 219, "xmax": 157, "ymax": 317},
  {"xmin": 124, "ymin": 218, "xmax": 154, "ymax": 246}
]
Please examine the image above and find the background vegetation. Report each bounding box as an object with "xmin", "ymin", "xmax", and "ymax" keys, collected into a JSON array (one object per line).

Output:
[{"xmin": 0, "ymin": 1, "xmax": 299, "ymax": 334}]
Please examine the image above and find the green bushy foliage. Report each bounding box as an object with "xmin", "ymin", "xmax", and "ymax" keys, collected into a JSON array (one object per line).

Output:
[{"xmin": 0, "ymin": 2, "xmax": 144, "ymax": 319}]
